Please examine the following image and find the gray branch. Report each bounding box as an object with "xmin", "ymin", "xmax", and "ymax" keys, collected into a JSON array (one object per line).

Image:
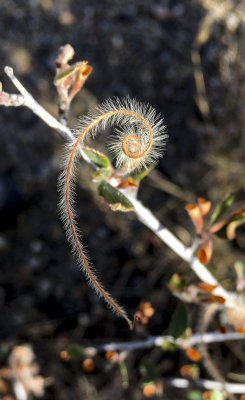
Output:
[{"xmin": 83, "ymin": 330, "xmax": 245, "ymax": 356}]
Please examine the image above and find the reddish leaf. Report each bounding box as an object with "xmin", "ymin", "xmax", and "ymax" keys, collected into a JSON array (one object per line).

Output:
[
  {"xmin": 227, "ymin": 218, "xmax": 245, "ymax": 240},
  {"xmin": 198, "ymin": 197, "xmax": 211, "ymax": 217},
  {"xmin": 177, "ymin": 284, "xmax": 225, "ymax": 305},
  {"xmin": 185, "ymin": 204, "xmax": 203, "ymax": 234},
  {"xmin": 203, "ymin": 392, "xmax": 212, "ymax": 400},
  {"xmin": 69, "ymin": 62, "xmax": 92, "ymax": 101},
  {"xmin": 210, "ymin": 206, "xmax": 245, "ymax": 239},
  {"xmin": 82, "ymin": 358, "xmax": 94, "ymax": 373},
  {"xmin": 138, "ymin": 301, "xmax": 155, "ymax": 319},
  {"xmin": 180, "ymin": 364, "xmax": 200, "ymax": 380},
  {"xmin": 219, "ymin": 326, "xmax": 227, "ymax": 334},
  {"xmin": 236, "ymin": 326, "xmax": 245, "ymax": 334},
  {"xmin": 54, "ymin": 44, "xmax": 92, "ymax": 112},
  {"xmin": 209, "ymin": 220, "xmax": 227, "ymax": 234},
  {"xmin": 0, "ymin": 367, "xmax": 12, "ymax": 379},
  {"xmin": 60, "ymin": 350, "xmax": 70, "ymax": 361},
  {"xmin": 185, "ymin": 348, "xmax": 201, "ymax": 362},
  {"xmin": 105, "ymin": 351, "xmax": 118, "ymax": 362},
  {"xmin": 196, "ymin": 283, "xmax": 217, "ymax": 293},
  {"xmin": 180, "ymin": 364, "xmax": 192, "ymax": 378},
  {"xmin": 143, "ymin": 383, "xmax": 157, "ymax": 398},
  {"xmin": 117, "ymin": 177, "xmax": 138, "ymax": 189},
  {"xmin": 199, "ymin": 295, "xmax": 225, "ymax": 304},
  {"xmin": 197, "ymin": 239, "xmax": 213, "ymax": 264}
]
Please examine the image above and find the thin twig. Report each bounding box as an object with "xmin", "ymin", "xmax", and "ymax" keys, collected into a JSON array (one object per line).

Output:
[
  {"xmin": 3, "ymin": 67, "xmax": 98, "ymax": 171},
  {"xmin": 1, "ymin": 66, "xmax": 232, "ymax": 304},
  {"xmin": 165, "ymin": 377, "xmax": 245, "ymax": 393},
  {"xmin": 191, "ymin": 48, "xmax": 210, "ymax": 118},
  {"xmin": 148, "ymin": 169, "xmax": 194, "ymax": 203},
  {"xmin": 4, "ymin": 66, "xmax": 71, "ymax": 140},
  {"xmin": 82, "ymin": 331, "xmax": 245, "ymax": 356},
  {"xmin": 0, "ymin": 90, "xmax": 24, "ymax": 107}
]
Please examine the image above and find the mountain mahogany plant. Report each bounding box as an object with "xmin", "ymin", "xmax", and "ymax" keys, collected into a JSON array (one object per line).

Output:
[{"xmin": 1, "ymin": 44, "xmax": 245, "ymax": 399}]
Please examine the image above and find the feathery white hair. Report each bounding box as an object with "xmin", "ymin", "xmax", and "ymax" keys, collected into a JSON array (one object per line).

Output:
[{"xmin": 58, "ymin": 97, "xmax": 167, "ymax": 329}]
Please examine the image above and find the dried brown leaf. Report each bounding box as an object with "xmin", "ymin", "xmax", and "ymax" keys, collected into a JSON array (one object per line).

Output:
[
  {"xmin": 196, "ymin": 282, "xmax": 217, "ymax": 293},
  {"xmin": 185, "ymin": 348, "xmax": 201, "ymax": 362},
  {"xmin": 185, "ymin": 204, "xmax": 203, "ymax": 234},
  {"xmin": 198, "ymin": 197, "xmax": 211, "ymax": 217},
  {"xmin": 199, "ymin": 295, "xmax": 225, "ymax": 304},
  {"xmin": 197, "ymin": 239, "xmax": 213, "ymax": 264}
]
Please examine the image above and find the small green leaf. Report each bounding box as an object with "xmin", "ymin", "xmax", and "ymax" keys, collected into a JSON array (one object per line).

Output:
[
  {"xmin": 234, "ymin": 261, "xmax": 245, "ymax": 280},
  {"xmin": 98, "ymin": 181, "xmax": 134, "ymax": 212},
  {"xmin": 186, "ymin": 390, "xmax": 203, "ymax": 400},
  {"xmin": 169, "ymin": 273, "xmax": 188, "ymax": 292},
  {"xmin": 228, "ymin": 371, "xmax": 245, "ymax": 382},
  {"xmin": 141, "ymin": 380, "xmax": 156, "ymax": 389},
  {"xmin": 130, "ymin": 165, "xmax": 155, "ymax": 182},
  {"xmin": 210, "ymin": 389, "xmax": 224, "ymax": 400},
  {"xmin": 189, "ymin": 364, "xmax": 200, "ymax": 380},
  {"xmin": 93, "ymin": 168, "xmax": 111, "ymax": 182},
  {"xmin": 169, "ymin": 302, "xmax": 189, "ymax": 339},
  {"xmin": 83, "ymin": 147, "xmax": 110, "ymax": 168},
  {"xmin": 210, "ymin": 193, "xmax": 234, "ymax": 224},
  {"xmin": 118, "ymin": 361, "xmax": 129, "ymax": 389},
  {"xmin": 234, "ymin": 261, "xmax": 245, "ymax": 291},
  {"xmin": 66, "ymin": 344, "xmax": 84, "ymax": 360},
  {"xmin": 54, "ymin": 65, "xmax": 77, "ymax": 85},
  {"xmin": 161, "ymin": 340, "xmax": 178, "ymax": 352}
]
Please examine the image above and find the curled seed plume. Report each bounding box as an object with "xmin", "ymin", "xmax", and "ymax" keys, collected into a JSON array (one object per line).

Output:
[{"xmin": 58, "ymin": 97, "xmax": 167, "ymax": 329}]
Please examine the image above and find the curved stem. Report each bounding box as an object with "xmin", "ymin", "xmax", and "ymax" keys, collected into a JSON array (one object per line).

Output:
[{"xmin": 65, "ymin": 109, "xmax": 153, "ymax": 329}]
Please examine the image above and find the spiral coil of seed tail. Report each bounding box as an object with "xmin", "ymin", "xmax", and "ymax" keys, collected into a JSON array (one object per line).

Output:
[
  {"xmin": 58, "ymin": 97, "xmax": 167, "ymax": 328},
  {"xmin": 111, "ymin": 98, "xmax": 166, "ymax": 171}
]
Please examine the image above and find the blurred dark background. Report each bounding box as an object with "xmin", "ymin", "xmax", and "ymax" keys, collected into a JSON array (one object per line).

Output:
[{"xmin": 0, "ymin": 0, "xmax": 245, "ymax": 399}]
